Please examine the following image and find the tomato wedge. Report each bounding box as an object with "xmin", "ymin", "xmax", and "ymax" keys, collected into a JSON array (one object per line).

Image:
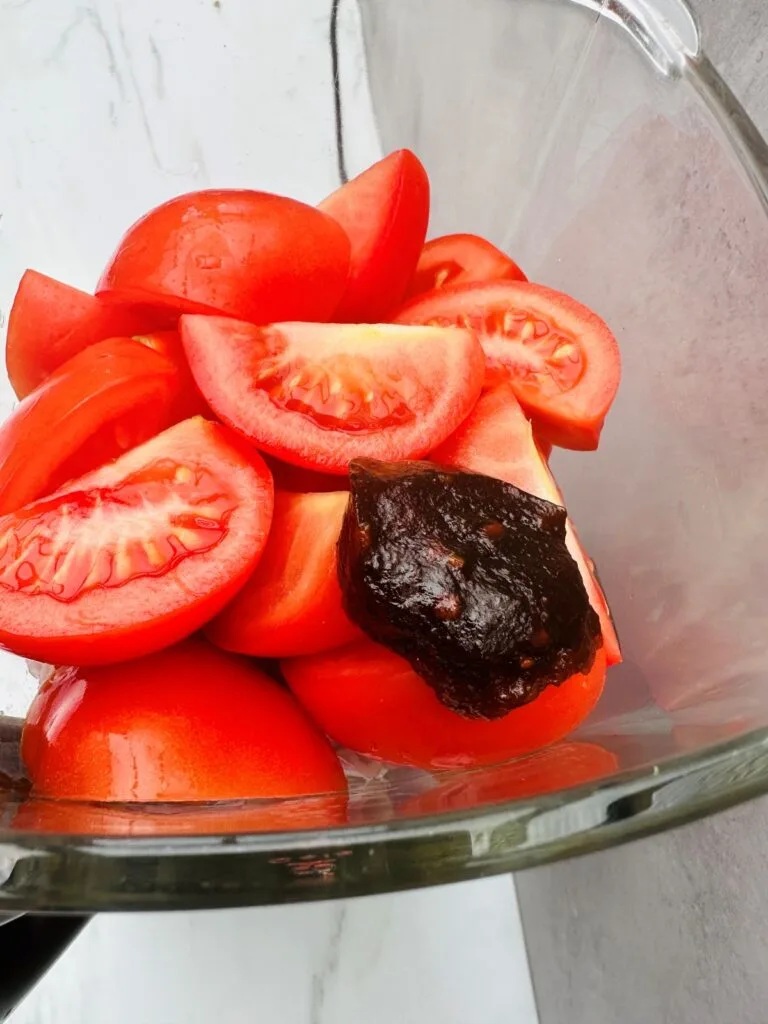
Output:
[
  {"xmin": 6, "ymin": 270, "xmax": 173, "ymax": 399},
  {"xmin": 180, "ymin": 316, "xmax": 485, "ymax": 473},
  {"xmin": 22, "ymin": 639, "xmax": 346, "ymax": 802},
  {"xmin": 0, "ymin": 338, "xmax": 186, "ymax": 515},
  {"xmin": 263, "ymin": 455, "xmax": 348, "ymax": 494},
  {"xmin": 320, "ymin": 150, "xmax": 430, "ymax": 321},
  {"xmin": 404, "ymin": 233, "xmax": 527, "ymax": 301},
  {"xmin": 433, "ymin": 385, "xmax": 621, "ymax": 665},
  {"xmin": 97, "ymin": 189, "xmax": 351, "ymax": 324},
  {"xmin": 396, "ymin": 281, "xmax": 621, "ymax": 450},
  {"xmin": 401, "ymin": 742, "xmax": 619, "ymax": 816},
  {"xmin": 131, "ymin": 330, "xmax": 209, "ymax": 420},
  {"xmin": 0, "ymin": 417, "xmax": 273, "ymax": 665},
  {"xmin": 208, "ymin": 490, "xmax": 360, "ymax": 658},
  {"xmin": 13, "ymin": 793, "xmax": 348, "ymax": 836},
  {"xmin": 283, "ymin": 640, "xmax": 607, "ymax": 770}
]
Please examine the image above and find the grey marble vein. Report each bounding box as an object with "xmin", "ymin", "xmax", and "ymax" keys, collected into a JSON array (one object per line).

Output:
[
  {"xmin": 46, "ymin": 6, "xmax": 125, "ymax": 98},
  {"xmin": 310, "ymin": 905, "xmax": 347, "ymax": 1024}
]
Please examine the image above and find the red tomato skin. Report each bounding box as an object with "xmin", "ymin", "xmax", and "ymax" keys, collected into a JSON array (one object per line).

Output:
[
  {"xmin": 432, "ymin": 385, "xmax": 621, "ymax": 666},
  {"xmin": 22, "ymin": 638, "xmax": 346, "ymax": 802},
  {"xmin": 396, "ymin": 280, "xmax": 621, "ymax": 451},
  {"xmin": 263, "ymin": 455, "xmax": 349, "ymax": 494},
  {"xmin": 97, "ymin": 190, "xmax": 351, "ymax": 324},
  {"xmin": 6, "ymin": 270, "xmax": 173, "ymax": 399},
  {"xmin": 0, "ymin": 418, "xmax": 274, "ymax": 666},
  {"xmin": 283, "ymin": 640, "xmax": 607, "ymax": 771},
  {"xmin": 320, "ymin": 151, "xmax": 430, "ymax": 322},
  {"xmin": 207, "ymin": 490, "xmax": 360, "ymax": 658},
  {"xmin": 12, "ymin": 793, "xmax": 348, "ymax": 835},
  {"xmin": 404, "ymin": 233, "xmax": 527, "ymax": 302},
  {"xmin": 401, "ymin": 741, "xmax": 619, "ymax": 817},
  {"xmin": 180, "ymin": 316, "xmax": 486, "ymax": 473},
  {"xmin": 0, "ymin": 338, "xmax": 183, "ymax": 515},
  {"xmin": 131, "ymin": 330, "xmax": 210, "ymax": 420}
]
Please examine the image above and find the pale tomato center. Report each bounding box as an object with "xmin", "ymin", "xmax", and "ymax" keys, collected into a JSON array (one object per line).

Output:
[
  {"xmin": 249, "ymin": 328, "xmax": 421, "ymax": 433},
  {"xmin": 0, "ymin": 461, "xmax": 234, "ymax": 602},
  {"xmin": 428, "ymin": 308, "xmax": 584, "ymax": 397}
]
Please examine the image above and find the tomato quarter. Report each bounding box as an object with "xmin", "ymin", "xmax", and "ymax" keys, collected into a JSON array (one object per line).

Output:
[
  {"xmin": 283, "ymin": 640, "xmax": 607, "ymax": 770},
  {"xmin": 97, "ymin": 189, "xmax": 351, "ymax": 323},
  {"xmin": 320, "ymin": 150, "xmax": 430, "ymax": 321},
  {"xmin": 401, "ymin": 742, "xmax": 619, "ymax": 816},
  {"xmin": 404, "ymin": 233, "xmax": 526, "ymax": 301},
  {"xmin": 396, "ymin": 280, "xmax": 621, "ymax": 450},
  {"xmin": 181, "ymin": 316, "xmax": 485, "ymax": 473},
  {"xmin": 22, "ymin": 638, "xmax": 346, "ymax": 802},
  {"xmin": 208, "ymin": 489, "xmax": 360, "ymax": 658},
  {"xmin": 0, "ymin": 338, "xmax": 188, "ymax": 515},
  {"xmin": 433, "ymin": 385, "xmax": 622, "ymax": 665},
  {"xmin": 0, "ymin": 417, "xmax": 273, "ymax": 665},
  {"xmin": 6, "ymin": 270, "xmax": 173, "ymax": 399}
]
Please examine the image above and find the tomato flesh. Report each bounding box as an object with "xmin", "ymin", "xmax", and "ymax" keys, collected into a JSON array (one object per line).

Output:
[
  {"xmin": 181, "ymin": 316, "xmax": 485, "ymax": 473},
  {"xmin": 405, "ymin": 233, "xmax": 527, "ymax": 301},
  {"xmin": 433, "ymin": 385, "xmax": 621, "ymax": 665},
  {"xmin": 208, "ymin": 489, "xmax": 360, "ymax": 658},
  {"xmin": 97, "ymin": 189, "xmax": 351, "ymax": 324},
  {"xmin": 0, "ymin": 338, "xmax": 186, "ymax": 515},
  {"xmin": 396, "ymin": 280, "xmax": 621, "ymax": 450},
  {"xmin": 22, "ymin": 638, "xmax": 346, "ymax": 801},
  {"xmin": 283, "ymin": 640, "xmax": 607, "ymax": 770},
  {"xmin": 401, "ymin": 742, "xmax": 619, "ymax": 816},
  {"xmin": 6, "ymin": 270, "xmax": 173, "ymax": 399},
  {"xmin": 320, "ymin": 150, "xmax": 430, "ymax": 321},
  {"xmin": 0, "ymin": 417, "xmax": 273, "ymax": 665}
]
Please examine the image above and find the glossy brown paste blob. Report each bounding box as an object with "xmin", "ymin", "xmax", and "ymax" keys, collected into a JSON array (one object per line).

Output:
[{"xmin": 338, "ymin": 459, "xmax": 600, "ymax": 720}]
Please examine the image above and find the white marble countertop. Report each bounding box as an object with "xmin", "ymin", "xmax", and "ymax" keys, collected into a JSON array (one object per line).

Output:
[{"xmin": 15, "ymin": 879, "xmax": 537, "ymax": 1024}]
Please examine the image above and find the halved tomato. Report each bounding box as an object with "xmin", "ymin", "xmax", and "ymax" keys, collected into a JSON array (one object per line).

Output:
[
  {"xmin": 404, "ymin": 233, "xmax": 527, "ymax": 301},
  {"xmin": 401, "ymin": 742, "xmax": 619, "ymax": 816},
  {"xmin": 180, "ymin": 317, "xmax": 485, "ymax": 473},
  {"xmin": 0, "ymin": 417, "xmax": 273, "ymax": 665},
  {"xmin": 208, "ymin": 490, "xmax": 359, "ymax": 658},
  {"xmin": 320, "ymin": 150, "xmax": 430, "ymax": 321},
  {"xmin": 6, "ymin": 270, "xmax": 173, "ymax": 399},
  {"xmin": 0, "ymin": 338, "xmax": 186, "ymax": 515},
  {"xmin": 432, "ymin": 385, "xmax": 621, "ymax": 665},
  {"xmin": 13, "ymin": 793, "xmax": 348, "ymax": 836},
  {"xmin": 97, "ymin": 189, "xmax": 351, "ymax": 324},
  {"xmin": 283, "ymin": 640, "xmax": 607, "ymax": 770},
  {"xmin": 396, "ymin": 281, "xmax": 621, "ymax": 450},
  {"xmin": 22, "ymin": 638, "xmax": 346, "ymax": 802}
]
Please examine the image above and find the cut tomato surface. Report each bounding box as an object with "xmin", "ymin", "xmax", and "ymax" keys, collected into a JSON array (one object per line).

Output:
[
  {"xmin": 283, "ymin": 640, "xmax": 607, "ymax": 770},
  {"xmin": 97, "ymin": 189, "xmax": 350, "ymax": 324},
  {"xmin": 404, "ymin": 233, "xmax": 526, "ymax": 302},
  {"xmin": 0, "ymin": 417, "xmax": 273, "ymax": 665},
  {"xmin": 401, "ymin": 742, "xmax": 618, "ymax": 817},
  {"xmin": 0, "ymin": 338, "xmax": 186, "ymax": 515},
  {"xmin": 320, "ymin": 150, "xmax": 430, "ymax": 321},
  {"xmin": 22, "ymin": 638, "xmax": 346, "ymax": 802},
  {"xmin": 181, "ymin": 316, "xmax": 485, "ymax": 473},
  {"xmin": 396, "ymin": 280, "xmax": 621, "ymax": 450},
  {"xmin": 433, "ymin": 385, "xmax": 621, "ymax": 665},
  {"xmin": 208, "ymin": 489, "xmax": 360, "ymax": 658},
  {"xmin": 6, "ymin": 270, "xmax": 173, "ymax": 399}
]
